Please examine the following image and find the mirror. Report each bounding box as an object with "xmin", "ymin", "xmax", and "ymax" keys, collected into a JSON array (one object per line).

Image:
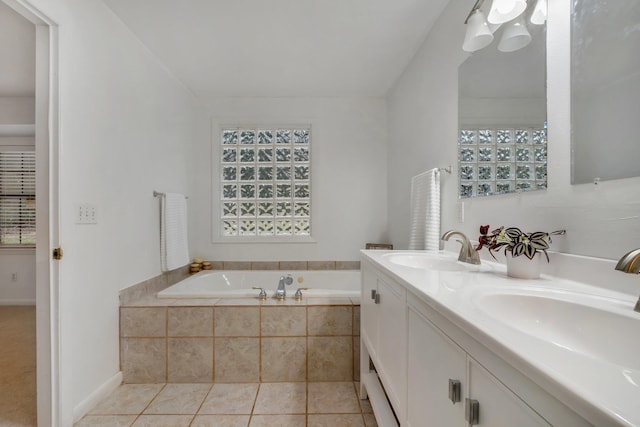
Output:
[
  {"xmin": 571, "ymin": 0, "xmax": 640, "ymax": 184},
  {"xmin": 458, "ymin": 19, "xmax": 547, "ymax": 198}
]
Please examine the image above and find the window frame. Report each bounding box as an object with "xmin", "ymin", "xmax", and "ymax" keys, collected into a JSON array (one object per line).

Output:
[
  {"xmin": 211, "ymin": 123, "xmax": 316, "ymax": 244},
  {"xmin": 0, "ymin": 143, "xmax": 36, "ymax": 249}
]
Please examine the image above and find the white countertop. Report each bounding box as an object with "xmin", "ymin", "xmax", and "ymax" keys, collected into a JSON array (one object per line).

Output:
[{"xmin": 361, "ymin": 249, "xmax": 640, "ymax": 427}]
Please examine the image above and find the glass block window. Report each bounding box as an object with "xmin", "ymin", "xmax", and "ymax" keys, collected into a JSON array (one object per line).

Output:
[
  {"xmin": 0, "ymin": 151, "xmax": 36, "ymax": 245},
  {"xmin": 458, "ymin": 126, "xmax": 547, "ymax": 198},
  {"xmin": 220, "ymin": 127, "xmax": 311, "ymax": 237}
]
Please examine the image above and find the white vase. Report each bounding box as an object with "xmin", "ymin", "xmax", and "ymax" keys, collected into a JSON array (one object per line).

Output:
[{"xmin": 506, "ymin": 254, "xmax": 541, "ymax": 279}]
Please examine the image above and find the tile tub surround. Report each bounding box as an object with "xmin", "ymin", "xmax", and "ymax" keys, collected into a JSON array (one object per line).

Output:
[
  {"xmin": 119, "ymin": 262, "xmax": 360, "ymax": 305},
  {"xmin": 75, "ymin": 381, "xmax": 377, "ymax": 427},
  {"xmin": 120, "ymin": 298, "xmax": 360, "ymax": 384}
]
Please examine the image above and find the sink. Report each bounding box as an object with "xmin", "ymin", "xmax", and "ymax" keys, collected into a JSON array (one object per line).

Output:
[
  {"xmin": 475, "ymin": 291, "xmax": 640, "ymax": 370},
  {"xmin": 382, "ymin": 252, "xmax": 472, "ymax": 271}
]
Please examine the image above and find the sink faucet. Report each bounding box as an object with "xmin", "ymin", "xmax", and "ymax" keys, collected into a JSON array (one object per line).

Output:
[
  {"xmin": 441, "ymin": 230, "xmax": 481, "ymax": 265},
  {"xmin": 276, "ymin": 274, "xmax": 293, "ymax": 300},
  {"xmin": 614, "ymin": 248, "xmax": 640, "ymax": 312}
]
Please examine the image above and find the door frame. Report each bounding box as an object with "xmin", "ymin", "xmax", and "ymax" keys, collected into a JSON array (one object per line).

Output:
[{"xmin": 2, "ymin": 1, "xmax": 60, "ymax": 425}]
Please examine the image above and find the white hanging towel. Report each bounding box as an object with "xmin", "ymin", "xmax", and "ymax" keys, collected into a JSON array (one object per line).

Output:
[
  {"xmin": 160, "ymin": 193, "xmax": 190, "ymax": 272},
  {"xmin": 408, "ymin": 168, "xmax": 441, "ymax": 250}
]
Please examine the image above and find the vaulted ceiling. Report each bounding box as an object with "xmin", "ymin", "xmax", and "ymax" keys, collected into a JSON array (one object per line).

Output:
[
  {"xmin": 0, "ymin": 1, "xmax": 35, "ymax": 96},
  {"xmin": 103, "ymin": 0, "xmax": 450, "ymax": 98}
]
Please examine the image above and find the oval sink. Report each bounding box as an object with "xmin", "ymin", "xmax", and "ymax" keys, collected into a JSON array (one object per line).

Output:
[
  {"xmin": 382, "ymin": 252, "xmax": 471, "ymax": 271},
  {"xmin": 475, "ymin": 292, "xmax": 640, "ymax": 370}
]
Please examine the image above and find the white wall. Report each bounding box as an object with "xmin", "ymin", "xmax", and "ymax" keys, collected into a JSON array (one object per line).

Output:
[
  {"xmin": 191, "ymin": 97, "xmax": 388, "ymax": 261},
  {"xmin": 386, "ymin": 0, "xmax": 640, "ymax": 261},
  {"xmin": 20, "ymin": 0, "xmax": 200, "ymax": 425}
]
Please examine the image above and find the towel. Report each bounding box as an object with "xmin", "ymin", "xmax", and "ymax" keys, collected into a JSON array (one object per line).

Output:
[
  {"xmin": 160, "ymin": 193, "xmax": 190, "ymax": 272},
  {"xmin": 408, "ymin": 169, "xmax": 441, "ymax": 250}
]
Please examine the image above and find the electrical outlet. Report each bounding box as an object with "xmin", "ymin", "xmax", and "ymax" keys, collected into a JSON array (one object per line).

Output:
[{"xmin": 76, "ymin": 203, "xmax": 98, "ymax": 224}]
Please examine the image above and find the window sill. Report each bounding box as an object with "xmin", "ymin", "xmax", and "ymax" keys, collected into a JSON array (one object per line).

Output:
[
  {"xmin": 212, "ymin": 235, "xmax": 317, "ymax": 244},
  {"xmin": 0, "ymin": 246, "xmax": 36, "ymax": 254}
]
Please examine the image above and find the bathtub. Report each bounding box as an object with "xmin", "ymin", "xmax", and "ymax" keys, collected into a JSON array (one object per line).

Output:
[{"xmin": 157, "ymin": 270, "xmax": 361, "ymax": 299}]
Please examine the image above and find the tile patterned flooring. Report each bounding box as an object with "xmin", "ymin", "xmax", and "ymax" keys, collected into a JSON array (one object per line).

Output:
[{"xmin": 75, "ymin": 382, "xmax": 378, "ymax": 427}]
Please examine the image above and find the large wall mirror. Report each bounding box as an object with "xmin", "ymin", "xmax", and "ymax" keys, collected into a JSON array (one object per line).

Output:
[
  {"xmin": 458, "ymin": 9, "xmax": 547, "ymax": 198},
  {"xmin": 571, "ymin": 0, "xmax": 640, "ymax": 184}
]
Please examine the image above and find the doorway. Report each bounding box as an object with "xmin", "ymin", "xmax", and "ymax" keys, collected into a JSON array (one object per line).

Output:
[{"xmin": 1, "ymin": 0, "xmax": 60, "ymax": 425}]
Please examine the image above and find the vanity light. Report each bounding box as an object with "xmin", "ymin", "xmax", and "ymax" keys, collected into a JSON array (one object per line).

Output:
[
  {"xmin": 463, "ymin": 10, "xmax": 494, "ymax": 52},
  {"xmin": 487, "ymin": 0, "xmax": 527, "ymax": 25},
  {"xmin": 530, "ymin": 0, "xmax": 547, "ymax": 25},
  {"xmin": 497, "ymin": 16, "xmax": 532, "ymax": 52}
]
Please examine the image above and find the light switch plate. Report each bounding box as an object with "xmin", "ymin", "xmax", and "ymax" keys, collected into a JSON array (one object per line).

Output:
[{"xmin": 76, "ymin": 203, "xmax": 97, "ymax": 224}]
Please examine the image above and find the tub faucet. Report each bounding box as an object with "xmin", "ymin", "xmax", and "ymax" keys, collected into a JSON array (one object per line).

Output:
[
  {"xmin": 614, "ymin": 248, "xmax": 640, "ymax": 312},
  {"xmin": 276, "ymin": 274, "xmax": 293, "ymax": 300},
  {"xmin": 441, "ymin": 230, "xmax": 481, "ymax": 265}
]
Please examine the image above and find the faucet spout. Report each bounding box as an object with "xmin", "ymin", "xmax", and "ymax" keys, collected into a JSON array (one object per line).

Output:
[
  {"xmin": 441, "ymin": 230, "xmax": 481, "ymax": 265},
  {"xmin": 275, "ymin": 274, "xmax": 293, "ymax": 300},
  {"xmin": 615, "ymin": 248, "xmax": 640, "ymax": 312}
]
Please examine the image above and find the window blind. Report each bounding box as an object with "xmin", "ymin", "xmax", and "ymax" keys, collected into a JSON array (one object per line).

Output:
[{"xmin": 0, "ymin": 151, "xmax": 36, "ymax": 245}]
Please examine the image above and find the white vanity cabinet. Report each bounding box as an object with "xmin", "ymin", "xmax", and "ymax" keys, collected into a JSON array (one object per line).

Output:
[
  {"xmin": 361, "ymin": 257, "xmax": 592, "ymax": 427},
  {"xmin": 361, "ymin": 265, "xmax": 407, "ymax": 422},
  {"xmin": 408, "ymin": 298, "xmax": 551, "ymax": 427}
]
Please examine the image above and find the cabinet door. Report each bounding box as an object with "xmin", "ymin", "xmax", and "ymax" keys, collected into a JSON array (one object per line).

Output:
[
  {"xmin": 361, "ymin": 267, "xmax": 379, "ymax": 356},
  {"xmin": 467, "ymin": 358, "xmax": 551, "ymax": 427},
  {"xmin": 407, "ymin": 307, "xmax": 466, "ymax": 427},
  {"xmin": 376, "ymin": 276, "xmax": 407, "ymax": 420}
]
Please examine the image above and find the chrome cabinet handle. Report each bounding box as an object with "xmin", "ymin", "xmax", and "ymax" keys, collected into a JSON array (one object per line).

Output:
[
  {"xmin": 465, "ymin": 398, "xmax": 480, "ymax": 425},
  {"xmin": 448, "ymin": 379, "xmax": 461, "ymax": 403},
  {"xmin": 371, "ymin": 289, "xmax": 377, "ymax": 300}
]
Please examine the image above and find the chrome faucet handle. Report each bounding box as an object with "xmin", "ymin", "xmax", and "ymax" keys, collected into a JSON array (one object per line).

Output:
[
  {"xmin": 252, "ymin": 286, "xmax": 267, "ymax": 300},
  {"xmin": 441, "ymin": 230, "xmax": 481, "ymax": 265},
  {"xmin": 284, "ymin": 274, "xmax": 293, "ymax": 285},
  {"xmin": 294, "ymin": 287, "xmax": 310, "ymax": 301}
]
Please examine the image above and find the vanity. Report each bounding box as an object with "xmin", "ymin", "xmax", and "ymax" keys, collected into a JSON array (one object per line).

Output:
[{"xmin": 359, "ymin": 250, "xmax": 640, "ymax": 427}]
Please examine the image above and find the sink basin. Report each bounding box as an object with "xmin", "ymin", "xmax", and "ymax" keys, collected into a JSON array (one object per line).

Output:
[
  {"xmin": 475, "ymin": 291, "xmax": 640, "ymax": 370},
  {"xmin": 382, "ymin": 252, "xmax": 472, "ymax": 271}
]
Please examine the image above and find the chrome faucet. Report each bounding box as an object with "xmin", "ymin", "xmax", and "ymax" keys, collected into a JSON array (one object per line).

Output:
[
  {"xmin": 614, "ymin": 248, "xmax": 640, "ymax": 312},
  {"xmin": 441, "ymin": 230, "xmax": 481, "ymax": 265},
  {"xmin": 276, "ymin": 274, "xmax": 293, "ymax": 300}
]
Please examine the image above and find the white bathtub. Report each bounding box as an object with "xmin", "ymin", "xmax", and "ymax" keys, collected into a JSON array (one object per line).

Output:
[{"xmin": 157, "ymin": 270, "xmax": 361, "ymax": 299}]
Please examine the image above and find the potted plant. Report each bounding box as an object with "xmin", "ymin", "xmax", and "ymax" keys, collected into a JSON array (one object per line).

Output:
[{"xmin": 476, "ymin": 225, "xmax": 565, "ymax": 279}]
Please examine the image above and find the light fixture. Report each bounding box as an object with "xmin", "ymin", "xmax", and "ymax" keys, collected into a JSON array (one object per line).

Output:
[
  {"xmin": 530, "ymin": 0, "xmax": 547, "ymax": 25},
  {"xmin": 487, "ymin": 0, "xmax": 527, "ymax": 25},
  {"xmin": 463, "ymin": 10, "xmax": 494, "ymax": 52},
  {"xmin": 498, "ymin": 16, "xmax": 532, "ymax": 52}
]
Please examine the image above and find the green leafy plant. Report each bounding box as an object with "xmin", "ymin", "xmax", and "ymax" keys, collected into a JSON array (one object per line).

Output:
[{"xmin": 476, "ymin": 225, "xmax": 566, "ymax": 261}]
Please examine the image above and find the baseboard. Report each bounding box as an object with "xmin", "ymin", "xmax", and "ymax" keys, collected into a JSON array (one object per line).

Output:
[
  {"xmin": 73, "ymin": 371, "xmax": 122, "ymax": 423},
  {"xmin": 0, "ymin": 298, "xmax": 36, "ymax": 305}
]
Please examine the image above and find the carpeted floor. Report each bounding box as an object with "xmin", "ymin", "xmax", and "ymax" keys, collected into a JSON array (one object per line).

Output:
[{"xmin": 0, "ymin": 306, "xmax": 37, "ymax": 427}]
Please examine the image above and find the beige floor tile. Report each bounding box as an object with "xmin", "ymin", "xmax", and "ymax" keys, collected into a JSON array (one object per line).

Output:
[
  {"xmin": 252, "ymin": 383, "xmax": 306, "ymax": 415},
  {"xmin": 74, "ymin": 415, "xmax": 137, "ymax": 426},
  {"xmin": 359, "ymin": 397, "xmax": 373, "ymax": 413},
  {"xmin": 198, "ymin": 383, "xmax": 259, "ymax": 414},
  {"xmin": 248, "ymin": 415, "xmax": 306, "ymax": 427},
  {"xmin": 191, "ymin": 414, "xmax": 251, "ymax": 427},
  {"xmin": 308, "ymin": 414, "xmax": 365, "ymax": 427},
  {"xmin": 131, "ymin": 415, "xmax": 193, "ymax": 427},
  {"xmin": 308, "ymin": 382, "xmax": 361, "ymax": 414},
  {"xmin": 144, "ymin": 383, "xmax": 211, "ymax": 414},
  {"xmin": 260, "ymin": 337, "xmax": 306, "ymax": 382},
  {"xmin": 90, "ymin": 384, "xmax": 164, "ymax": 415}
]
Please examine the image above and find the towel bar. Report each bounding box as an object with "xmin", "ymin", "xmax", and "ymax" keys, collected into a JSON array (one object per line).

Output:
[{"xmin": 153, "ymin": 190, "xmax": 188, "ymax": 199}]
